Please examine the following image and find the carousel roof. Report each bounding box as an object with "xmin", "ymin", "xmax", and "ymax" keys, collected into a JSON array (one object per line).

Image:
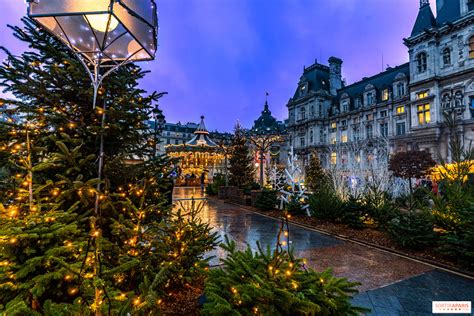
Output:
[
  {"xmin": 186, "ymin": 116, "xmax": 218, "ymax": 147},
  {"xmin": 166, "ymin": 116, "xmax": 218, "ymax": 153}
]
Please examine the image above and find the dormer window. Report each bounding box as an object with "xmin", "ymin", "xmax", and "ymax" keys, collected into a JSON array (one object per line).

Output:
[
  {"xmin": 342, "ymin": 100, "xmax": 349, "ymax": 112},
  {"xmin": 382, "ymin": 89, "xmax": 389, "ymax": 101},
  {"xmin": 442, "ymin": 47, "xmax": 451, "ymax": 65},
  {"xmin": 396, "ymin": 82, "xmax": 405, "ymax": 97},
  {"xmin": 366, "ymin": 92, "xmax": 374, "ymax": 105},
  {"xmin": 416, "ymin": 52, "xmax": 427, "ymax": 73}
]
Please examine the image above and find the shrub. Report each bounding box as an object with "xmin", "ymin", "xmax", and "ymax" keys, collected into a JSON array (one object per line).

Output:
[
  {"xmin": 341, "ymin": 197, "xmax": 368, "ymax": 229},
  {"xmin": 438, "ymin": 203, "xmax": 474, "ymax": 270},
  {"xmin": 308, "ymin": 187, "xmax": 344, "ymax": 221},
  {"xmin": 387, "ymin": 210, "xmax": 438, "ymax": 249},
  {"xmin": 205, "ymin": 173, "xmax": 226, "ymax": 196},
  {"xmin": 254, "ymin": 189, "xmax": 278, "ymax": 211},
  {"xmin": 203, "ymin": 237, "xmax": 367, "ymax": 316},
  {"xmin": 243, "ymin": 182, "xmax": 261, "ymax": 195}
]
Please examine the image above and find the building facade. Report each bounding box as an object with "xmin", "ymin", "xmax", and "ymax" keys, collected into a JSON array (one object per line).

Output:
[{"xmin": 287, "ymin": 0, "xmax": 474, "ymax": 167}]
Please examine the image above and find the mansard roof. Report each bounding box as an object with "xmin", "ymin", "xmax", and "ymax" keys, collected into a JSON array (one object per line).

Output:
[
  {"xmin": 336, "ymin": 63, "xmax": 410, "ymax": 102},
  {"xmin": 411, "ymin": 2, "xmax": 437, "ymax": 37},
  {"xmin": 436, "ymin": 0, "xmax": 461, "ymax": 26},
  {"xmin": 291, "ymin": 62, "xmax": 330, "ymax": 100}
]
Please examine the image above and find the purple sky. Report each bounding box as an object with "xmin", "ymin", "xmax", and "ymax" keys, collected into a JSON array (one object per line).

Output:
[{"xmin": 0, "ymin": 0, "xmax": 434, "ymax": 132}]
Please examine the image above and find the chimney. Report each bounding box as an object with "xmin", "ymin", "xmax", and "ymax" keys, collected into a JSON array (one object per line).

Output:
[{"xmin": 328, "ymin": 56, "xmax": 343, "ymax": 96}]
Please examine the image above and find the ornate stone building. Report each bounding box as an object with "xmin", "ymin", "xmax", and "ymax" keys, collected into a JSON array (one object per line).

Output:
[{"xmin": 287, "ymin": 0, "xmax": 474, "ymax": 167}]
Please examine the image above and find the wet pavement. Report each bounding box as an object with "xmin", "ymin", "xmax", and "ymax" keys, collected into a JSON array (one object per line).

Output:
[{"xmin": 173, "ymin": 187, "xmax": 474, "ymax": 315}]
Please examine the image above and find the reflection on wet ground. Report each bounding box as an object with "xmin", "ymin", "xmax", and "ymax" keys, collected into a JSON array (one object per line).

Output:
[{"xmin": 173, "ymin": 187, "xmax": 474, "ymax": 315}]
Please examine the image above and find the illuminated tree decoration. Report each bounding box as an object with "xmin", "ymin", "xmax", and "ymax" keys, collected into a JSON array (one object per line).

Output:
[{"xmin": 279, "ymin": 146, "xmax": 310, "ymax": 216}]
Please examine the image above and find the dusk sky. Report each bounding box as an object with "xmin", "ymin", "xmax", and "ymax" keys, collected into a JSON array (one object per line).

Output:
[{"xmin": 0, "ymin": 0, "xmax": 435, "ymax": 132}]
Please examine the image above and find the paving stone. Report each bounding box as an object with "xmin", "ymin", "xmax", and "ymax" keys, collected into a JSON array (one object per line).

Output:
[{"xmin": 174, "ymin": 188, "xmax": 474, "ymax": 315}]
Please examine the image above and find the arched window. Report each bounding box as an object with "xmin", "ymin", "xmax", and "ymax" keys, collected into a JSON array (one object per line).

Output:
[
  {"xmin": 416, "ymin": 52, "xmax": 427, "ymax": 73},
  {"xmin": 442, "ymin": 47, "xmax": 451, "ymax": 65},
  {"xmin": 469, "ymin": 36, "xmax": 474, "ymax": 59}
]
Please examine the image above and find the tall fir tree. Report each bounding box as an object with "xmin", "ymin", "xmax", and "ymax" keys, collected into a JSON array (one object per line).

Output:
[
  {"xmin": 228, "ymin": 122, "xmax": 255, "ymax": 189},
  {"xmin": 0, "ymin": 18, "xmax": 217, "ymax": 314},
  {"xmin": 305, "ymin": 152, "xmax": 328, "ymax": 193}
]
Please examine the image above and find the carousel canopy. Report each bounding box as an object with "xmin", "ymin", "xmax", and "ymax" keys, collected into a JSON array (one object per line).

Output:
[{"xmin": 185, "ymin": 116, "xmax": 218, "ymax": 147}]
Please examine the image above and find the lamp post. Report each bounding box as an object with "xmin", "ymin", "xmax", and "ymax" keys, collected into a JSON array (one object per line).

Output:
[
  {"xmin": 152, "ymin": 105, "xmax": 166, "ymax": 157},
  {"xmin": 27, "ymin": 1, "xmax": 158, "ymax": 312}
]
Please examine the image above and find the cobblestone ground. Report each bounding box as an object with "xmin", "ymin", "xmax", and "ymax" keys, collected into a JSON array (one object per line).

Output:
[{"xmin": 173, "ymin": 187, "xmax": 474, "ymax": 315}]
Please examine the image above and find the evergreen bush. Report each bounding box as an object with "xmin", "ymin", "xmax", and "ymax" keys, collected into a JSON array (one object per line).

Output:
[
  {"xmin": 203, "ymin": 236, "xmax": 367, "ymax": 316},
  {"xmin": 308, "ymin": 187, "xmax": 344, "ymax": 221},
  {"xmin": 341, "ymin": 197, "xmax": 367, "ymax": 229},
  {"xmin": 438, "ymin": 204, "xmax": 474, "ymax": 270},
  {"xmin": 254, "ymin": 189, "xmax": 278, "ymax": 211},
  {"xmin": 387, "ymin": 210, "xmax": 438, "ymax": 249}
]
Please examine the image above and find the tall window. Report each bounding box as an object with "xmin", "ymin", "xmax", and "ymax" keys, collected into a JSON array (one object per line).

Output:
[
  {"xmin": 310, "ymin": 105, "xmax": 315, "ymax": 118},
  {"xmin": 396, "ymin": 82, "xmax": 405, "ymax": 97},
  {"xmin": 396, "ymin": 122, "xmax": 406, "ymax": 135},
  {"xmin": 299, "ymin": 107, "xmax": 306, "ymax": 121},
  {"xmin": 396, "ymin": 105, "xmax": 405, "ymax": 115},
  {"xmin": 331, "ymin": 122, "xmax": 337, "ymax": 129},
  {"xmin": 309, "ymin": 129, "xmax": 314, "ymax": 144},
  {"xmin": 330, "ymin": 132, "xmax": 337, "ymax": 144},
  {"xmin": 353, "ymin": 126, "xmax": 360, "ymax": 141},
  {"xmin": 417, "ymin": 104, "xmax": 431, "ymax": 125},
  {"xmin": 299, "ymin": 137, "xmax": 305, "ymax": 147},
  {"xmin": 470, "ymin": 36, "xmax": 474, "ymax": 59},
  {"xmin": 382, "ymin": 89, "xmax": 389, "ymax": 101},
  {"xmin": 416, "ymin": 52, "xmax": 427, "ymax": 73},
  {"xmin": 380, "ymin": 122, "xmax": 388, "ymax": 137},
  {"xmin": 319, "ymin": 129, "xmax": 325, "ymax": 142},
  {"xmin": 366, "ymin": 125, "xmax": 373, "ymax": 139},
  {"xmin": 442, "ymin": 47, "xmax": 451, "ymax": 65},
  {"xmin": 330, "ymin": 152, "xmax": 337, "ymax": 165},
  {"xmin": 341, "ymin": 131, "xmax": 348, "ymax": 143}
]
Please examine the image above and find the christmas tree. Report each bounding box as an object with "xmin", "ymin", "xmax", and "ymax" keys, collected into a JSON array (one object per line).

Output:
[
  {"xmin": 0, "ymin": 19, "xmax": 216, "ymax": 314},
  {"xmin": 228, "ymin": 122, "xmax": 255, "ymax": 189},
  {"xmin": 305, "ymin": 152, "xmax": 328, "ymax": 194}
]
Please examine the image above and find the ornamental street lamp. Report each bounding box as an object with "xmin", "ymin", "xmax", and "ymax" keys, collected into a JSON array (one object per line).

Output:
[
  {"xmin": 27, "ymin": 0, "xmax": 158, "ymax": 108},
  {"xmin": 27, "ymin": 0, "xmax": 159, "ymax": 216}
]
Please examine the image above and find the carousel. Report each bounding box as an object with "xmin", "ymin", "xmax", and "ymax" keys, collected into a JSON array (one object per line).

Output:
[{"xmin": 166, "ymin": 116, "xmax": 225, "ymax": 186}]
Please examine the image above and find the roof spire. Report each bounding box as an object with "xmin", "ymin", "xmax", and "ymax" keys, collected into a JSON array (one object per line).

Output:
[
  {"xmin": 264, "ymin": 92, "xmax": 270, "ymax": 113},
  {"xmin": 420, "ymin": 0, "xmax": 429, "ymax": 8}
]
